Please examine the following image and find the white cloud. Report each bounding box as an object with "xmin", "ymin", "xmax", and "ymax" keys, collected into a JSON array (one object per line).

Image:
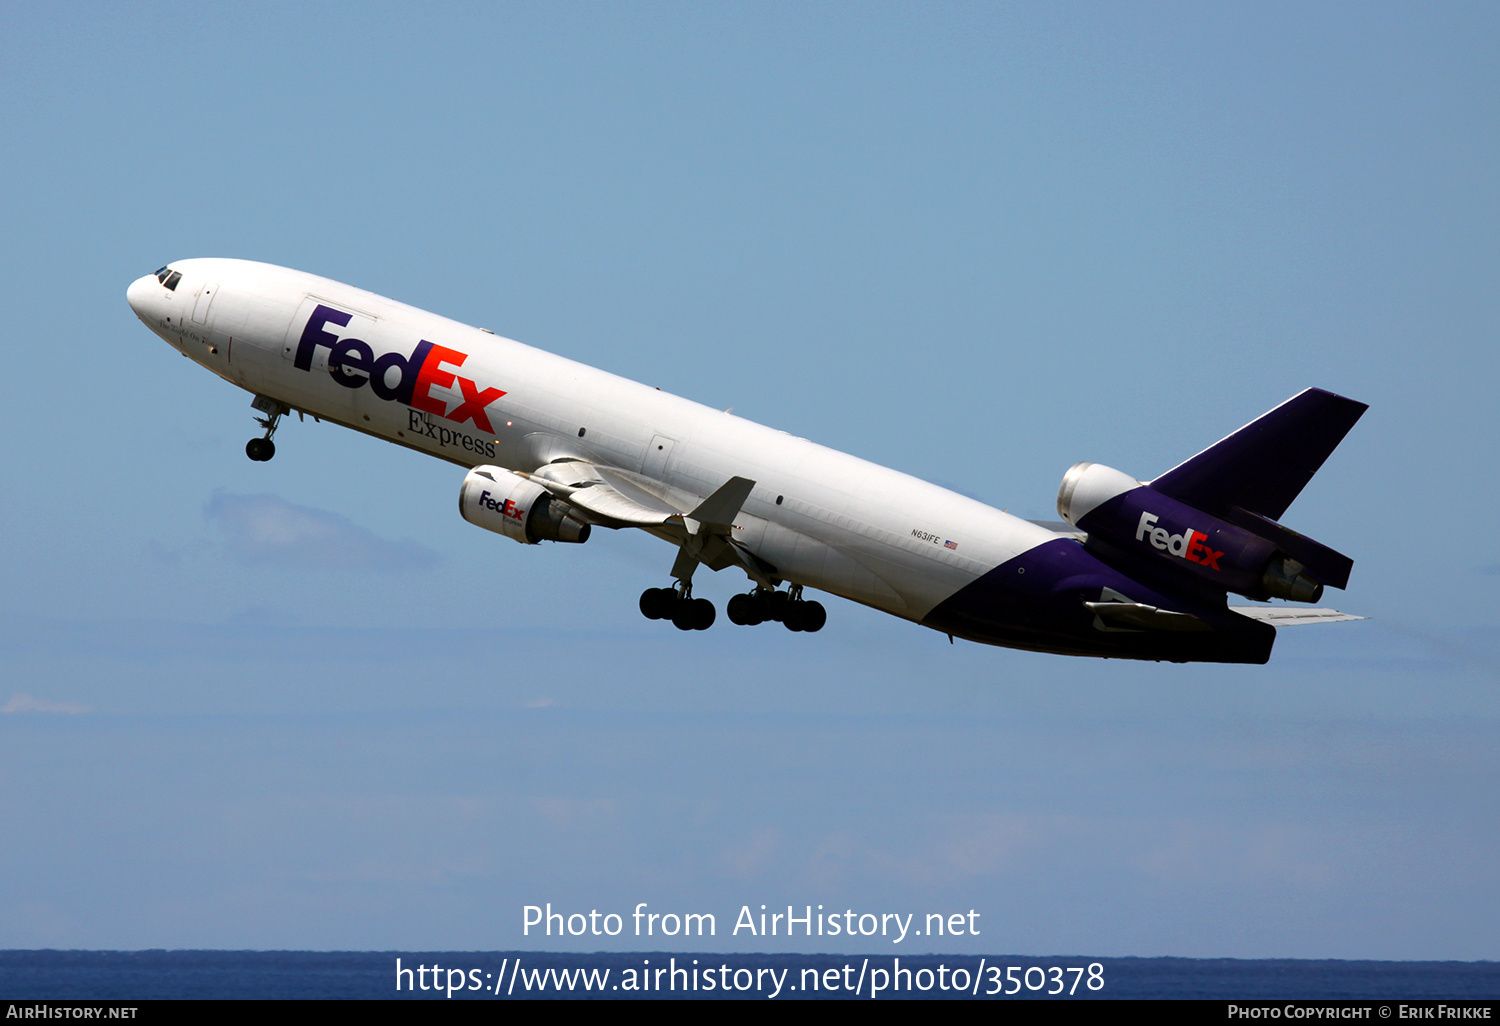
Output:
[
  {"xmin": 2, "ymin": 693, "xmax": 92, "ymax": 714},
  {"xmin": 204, "ymin": 491, "xmax": 439, "ymax": 572}
]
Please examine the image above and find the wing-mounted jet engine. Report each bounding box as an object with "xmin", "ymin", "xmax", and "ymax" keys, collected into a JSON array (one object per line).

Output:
[
  {"xmin": 1055, "ymin": 388, "xmax": 1366, "ymax": 605},
  {"xmin": 459, "ymin": 466, "xmax": 591, "ymax": 544}
]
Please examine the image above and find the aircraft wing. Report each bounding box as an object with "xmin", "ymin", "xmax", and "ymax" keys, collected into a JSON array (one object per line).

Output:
[
  {"xmin": 1229, "ymin": 606, "xmax": 1367, "ymax": 626},
  {"xmin": 529, "ymin": 459, "xmax": 680, "ymax": 527},
  {"xmin": 528, "ymin": 460, "xmax": 770, "ymax": 579}
]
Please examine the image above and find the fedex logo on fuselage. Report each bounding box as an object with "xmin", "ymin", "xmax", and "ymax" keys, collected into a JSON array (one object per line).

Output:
[
  {"xmin": 295, "ymin": 304, "xmax": 506, "ymax": 432},
  {"xmin": 1135, "ymin": 512, "xmax": 1223, "ymax": 570}
]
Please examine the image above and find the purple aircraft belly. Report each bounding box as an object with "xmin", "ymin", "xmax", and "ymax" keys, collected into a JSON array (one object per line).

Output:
[{"xmin": 922, "ymin": 539, "xmax": 1276, "ymax": 664}]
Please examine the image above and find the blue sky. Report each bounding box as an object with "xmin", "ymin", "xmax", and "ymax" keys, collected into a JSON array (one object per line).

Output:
[{"xmin": 0, "ymin": 2, "xmax": 1496, "ymax": 958}]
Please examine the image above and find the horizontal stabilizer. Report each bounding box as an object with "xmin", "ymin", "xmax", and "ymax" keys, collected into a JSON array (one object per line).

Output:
[
  {"xmin": 1230, "ymin": 606, "xmax": 1366, "ymax": 626},
  {"xmin": 1150, "ymin": 388, "xmax": 1367, "ymax": 521}
]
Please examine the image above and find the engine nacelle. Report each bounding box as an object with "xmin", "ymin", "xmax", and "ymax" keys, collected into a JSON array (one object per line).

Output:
[
  {"xmin": 459, "ymin": 466, "xmax": 591, "ymax": 544},
  {"xmin": 1057, "ymin": 462, "xmax": 1323, "ymax": 603}
]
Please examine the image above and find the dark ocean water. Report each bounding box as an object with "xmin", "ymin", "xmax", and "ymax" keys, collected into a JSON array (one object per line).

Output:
[{"xmin": 2, "ymin": 951, "xmax": 1497, "ymax": 1000}]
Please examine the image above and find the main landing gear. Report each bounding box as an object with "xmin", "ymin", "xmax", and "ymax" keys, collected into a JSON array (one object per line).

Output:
[
  {"xmin": 726, "ymin": 585, "xmax": 826, "ymax": 632},
  {"xmin": 640, "ymin": 585, "xmax": 716, "ymax": 631},
  {"xmin": 637, "ymin": 584, "xmax": 826, "ymax": 632},
  {"xmin": 246, "ymin": 395, "xmax": 289, "ymax": 462}
]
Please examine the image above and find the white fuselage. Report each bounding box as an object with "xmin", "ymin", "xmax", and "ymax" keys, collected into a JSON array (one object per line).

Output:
[{"xmin": 128, "ymin": 259, "xmax": 1053, "ymax": 624}]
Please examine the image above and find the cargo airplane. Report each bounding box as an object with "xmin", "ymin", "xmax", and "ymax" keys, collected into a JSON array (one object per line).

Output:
[{"xmin": 127, "ymin": 259, "xmax": 1366, "ymax": 663}]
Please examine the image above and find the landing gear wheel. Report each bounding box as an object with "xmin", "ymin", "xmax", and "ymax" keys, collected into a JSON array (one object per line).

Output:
[
  {"xmin": 693, "ymin": 598, "xmax": 716, "ymax": 630},
  {"xmin": 726, "ymin": 593, "xmax": 765, "ymax": 626},
  {"xmin": 763, "ymin": 591, "xmax": 791, "ymax": 623},
  {"xmin": 246, "ymin": 437, "xmax": 275, "ymax": 462},
  {"xmin": 799, "ymin": 600, "xmax": 827, "ymax": 632},
  {"xmin": 639, "ymin": 587, "xmax": 676, "ymax": 620},
  {"xmin": 782, "ymin": 597, "xmax": 827, "ymax": 632},
  {"xmin": 673, "ymin": 598, "xmax": 715, "ymax": 631}
]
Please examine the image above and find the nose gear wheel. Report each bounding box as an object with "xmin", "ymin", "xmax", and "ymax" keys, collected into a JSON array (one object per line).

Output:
[{"xmin": 246, "ymin": 395, "xmax": 290, "ymax": 462}]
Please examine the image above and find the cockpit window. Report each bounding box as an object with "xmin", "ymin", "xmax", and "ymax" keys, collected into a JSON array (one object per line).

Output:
[
  {"xmin": 162, "ymin": 270, "xmax": 182, "ymax": 291},
  {"xmin": 154, "ymin": 266, "xmax": 169, "ymax": 280}
]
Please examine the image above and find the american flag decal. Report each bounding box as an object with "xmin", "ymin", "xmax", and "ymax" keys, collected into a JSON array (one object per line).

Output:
[{"xmin": 944, "ymin": 539, "xmax": 958, "ymax": 550}]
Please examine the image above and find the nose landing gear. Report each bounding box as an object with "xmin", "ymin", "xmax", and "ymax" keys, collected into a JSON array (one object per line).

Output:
[{"xmin": 246, "ymin": 395, "xmax": 289, "ymax": 462}]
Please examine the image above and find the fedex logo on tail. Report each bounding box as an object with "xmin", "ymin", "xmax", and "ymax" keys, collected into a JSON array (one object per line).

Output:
[
  {"xmin": 1136, "ymin": 512, "xmax": 1224, "ymax": 570},
  {"xmin": 295, "ymin": 305, "xmax": 506, "ymax": 432}
]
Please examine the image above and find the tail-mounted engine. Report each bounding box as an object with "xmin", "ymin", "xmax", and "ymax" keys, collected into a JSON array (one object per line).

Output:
[
  {"xmin": 460, "ymin": 466, "xmax": 591, "ymax": 544},
  {"xmin": 1057, "ymin": 462, "xmax": 1332, "ymax": 603}
]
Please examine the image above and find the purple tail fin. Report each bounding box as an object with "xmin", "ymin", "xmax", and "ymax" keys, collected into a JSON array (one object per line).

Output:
[
  {"xmin": 1147, "ymin": 388, "xmax": 1366, "ymax": 590},
  {"xmin": 1149, "ymin": 388, "xmax": 1367, "ymax": 521}
]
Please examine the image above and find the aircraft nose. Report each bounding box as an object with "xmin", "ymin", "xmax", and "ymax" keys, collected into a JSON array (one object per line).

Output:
[{"xmin": 127, "ymin": 274, "xmax": 157, "ymax": 319}]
